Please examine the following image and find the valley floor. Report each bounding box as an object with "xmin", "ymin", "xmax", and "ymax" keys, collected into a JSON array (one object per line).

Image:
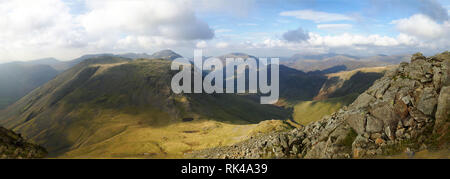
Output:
[{"xmin": 59, "ymin": 119, "xmax": 295, "ymax": 159}]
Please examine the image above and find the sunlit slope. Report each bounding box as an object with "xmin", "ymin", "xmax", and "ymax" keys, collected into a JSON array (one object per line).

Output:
[
  {"xmin": 293, "ymin": 94, "xmax": 358, "ymax": 125},
  {"xmin": 61, "ymin": 119, "xmax": 294, "ymax": 158},
  {"xmin": 0, "ymin": 57, "xmax": 289, "ymax": 158},
  {"xmin": 292, "ymin": 66, "xmax": 392, "ymax": 125}
]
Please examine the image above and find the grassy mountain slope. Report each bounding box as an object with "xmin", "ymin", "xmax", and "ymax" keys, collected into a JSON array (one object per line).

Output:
[
  {"xmin": 0, "ymin": 56, "xmax": 289, "ymax": 158},
  {"xmin": 291, "ymin": 66, "xmax": 392, "ymax": 125},
  {"xmin": 314, "ymin": 66, "xmax": 395, "ymax": 100},
  {"xmin": 293, "ymin": 93, "xmax": 359, "ymax": 125}
]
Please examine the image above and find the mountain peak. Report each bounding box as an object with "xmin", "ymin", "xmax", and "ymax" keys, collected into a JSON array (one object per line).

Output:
[{"xmin": 150, "ymin": 49, "xmax": 182, "ymax": 60}]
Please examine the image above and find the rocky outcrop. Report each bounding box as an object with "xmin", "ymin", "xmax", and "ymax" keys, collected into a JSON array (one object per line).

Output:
[
  {"xmin": 0, "ymin": 126, "xmax": 47, "ymax": 159},
  {"xmin": 189, "ymin": 52, "xmax": 450, "ymax": 159}
]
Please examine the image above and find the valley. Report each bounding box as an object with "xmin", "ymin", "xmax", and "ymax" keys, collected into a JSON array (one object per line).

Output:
[{"xmin": 0, "ymin": 50, "xmax": 447, "ymax": 159}]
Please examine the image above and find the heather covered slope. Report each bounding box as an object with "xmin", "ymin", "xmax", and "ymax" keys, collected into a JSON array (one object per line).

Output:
[
  {"xmin": 0, "ymin": 56, "xmax": 289, "ymax": 158},
  {"xmin": 189, "ymin": 52, "xmax": 450, "ymax": 159}
]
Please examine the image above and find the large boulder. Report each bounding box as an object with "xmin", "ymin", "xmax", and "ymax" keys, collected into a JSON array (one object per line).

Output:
[
  {"xmin": 435, "ymin": 86, "xmax": 450, "ymax": 128},
  {"xmin": 416, "ymin": 87, "xmax": 438, "ymax": 116},
  {"xmin": 369, "ymin": 101, "xmax": 399, "ymax": 131},
  {"xmin": 434, "ymin": 86, "xmax": 450, "ymax": 147},
  {"xmin": 343, "ymin": 110, "xmax": 366, "ymax": 134},
  {"xmin": 366, "ymin": 115, "xmax": 384, "ymax": 133}
]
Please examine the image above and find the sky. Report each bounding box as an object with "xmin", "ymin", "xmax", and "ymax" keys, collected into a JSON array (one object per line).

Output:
[{"xmin": 0, "ymin": 0, "xmax": 449, "ymax": 62}]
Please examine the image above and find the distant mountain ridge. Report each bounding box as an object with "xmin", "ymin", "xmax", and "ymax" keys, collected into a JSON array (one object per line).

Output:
[
  {"xmin": 149, "ymin": 49, "xmax": 183, "ymax": 60},
  {"xmin": 282, "ymin": 53, "xmax": 410, "ymax": 73},
  {"xmin": 0, "ymin": 62, "xmax": 59, "ymax": 109}
]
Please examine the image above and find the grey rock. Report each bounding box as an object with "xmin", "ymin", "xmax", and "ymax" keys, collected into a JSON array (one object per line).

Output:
[
  {"xmin": 349, "ymin": 92, "xmax": 375, "ymax": 109},
  {"xmin": 367, "ymin": 77, "xmax": 391, "ymax": 99},
  {"xmin": 411, "ymin": 52, "xmax": 426, "ymax": 62},
  {"xmin": 369, "ymin": 101, "xmax": 399, "ymax": 130},
  {"xmin": 435, "ymin": 86, "xmax": 450, "ymax": 132},
  {"xmin": 406, "ymin": 58, "xmax": 433, "ymax": 82},
  {"xmin": 401, "ymin": 95, "xmax": 413, "ymax": 105},
  {"xmin": 366, "ymin": 115, "xmax": 384, "ymax": 133},
  {"xmin": 417, "ymin": 87, "xmax": 438, "ymax": 116},
  {"xmin": 385, "ymin": 126, "xmax": 395, "ymax": 140},
  {"xmin": 343, "ymin": 110, "xmax": 366, "ymax": 134}
]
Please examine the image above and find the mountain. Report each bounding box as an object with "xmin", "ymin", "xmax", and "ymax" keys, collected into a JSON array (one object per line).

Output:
[
  {"xmin": 213, "ymin": 52, "xmax": 391, "ymax": 123},
  {"xmin": 21, "ymin": 58, "xmax": 70, "ymax": 71},
  {"xmin": 118, "ymin": 53, "xmax": 152, "ymax": 59},
  {"xmin": 0, "ymin": 50, "xmax": 183, "ymax": 110},
  {"xmin": 0, "ymin": 54, "xmax": 128, "ymax": 110},
  {"xmin": 291, "ymin": 66, "xmax": 393, "ymax": 125},
  {"xmin": 189, "ymin": 51, "xmax": 450, "ymax": 159},
  {"xmin": 149, "ymin": 50, "xmax": 182, "ymax": 60},
  {"xmin": 283, "ymin": 53, "xmax": 410, "ymax": 73},
  {"xmin": 0, "ymin": 56, "xmax": 289, "ymax": 158},
  {"xmin": 0, "ymin": 62, "xmax": 59, "ymax": 109},
  {"xmin": 288, "ymin": 53, "xmax": 358, "ymax": 62},
  {"xmin": 313, "ymin": 66, "xmax": 395, "ymax": 100},
  {"xmin": 213, "ymin": 52, "xmax": 327, "ymax": 102},
  {"xmin": 216, "ymin": 52, "xmax": 258, "ymax": 61},
  {"xmin": 0, "ymin": 126, "xmax": 47, "ymax": 159},
  {"xmin": 25, "ymin": 57, "xmax": 60, "ymax": 66}
]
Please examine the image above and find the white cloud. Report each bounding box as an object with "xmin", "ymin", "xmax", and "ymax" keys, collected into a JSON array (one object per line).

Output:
[
  {"xmin": 0, "ymin": 0, "xmax": 85, "ymax": 61},
  {"xmin": 391, "ymin": 14, "xmax": 447, "ymax": 39},
  {"xmin": 307, "ymin": 33, "xmax": 404, "ymax": 47},
  {"xmin": 196, "ymin": 41, "xmax": 208, "ymax": 48},
  {"xmin": 317, "ymin": 24, "xmax": 353, "ymax": 30},
  {"xmin": 1, "ymin": 0, "xmax": 449, "ymax": 62},
  {"xmin": 0, "ymin": 0, "xmax": 216, "ymax": 62},
  {"xmin": 368, "ymin": 0, "xmax": 448, "ymax": 22},
  {"xmin": 280, "ymin": 10, "xmax": 354, "ymax": 23},
  {"xmin": 417, "ymin": 0, "xmax": 448, "ymax": 22},
  {"xmin": 240, "ymin": 32, "xmax": 427, "ymax": 56},
  {"xmin": 80, "ymin": 0, "xmax": 214, "ymax": 41},
  {"xmin": 216, "ymin": 42, "xmax": 229, "ymax": 48}
]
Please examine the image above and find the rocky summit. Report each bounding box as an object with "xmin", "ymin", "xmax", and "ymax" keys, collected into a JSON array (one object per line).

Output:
[
  {"xmin": 189, "ymin": 52, "xmax": 450, "ymax": 159},
  {"xmin": 0, "ymin": 127, "xmax": 47, "ymax": 159}
]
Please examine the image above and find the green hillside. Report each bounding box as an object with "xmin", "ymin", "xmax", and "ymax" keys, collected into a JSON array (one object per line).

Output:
[
  {"xmin": 293, "ymin": 94, "xmax": 359, "ymax": 125},
  {"xmin": 291, "ymin": 66, "xmax": 390, "ymax": 125},
  {"xmin": 0, "ymin": 57, "xmax": 289, "ymax": 158}
]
